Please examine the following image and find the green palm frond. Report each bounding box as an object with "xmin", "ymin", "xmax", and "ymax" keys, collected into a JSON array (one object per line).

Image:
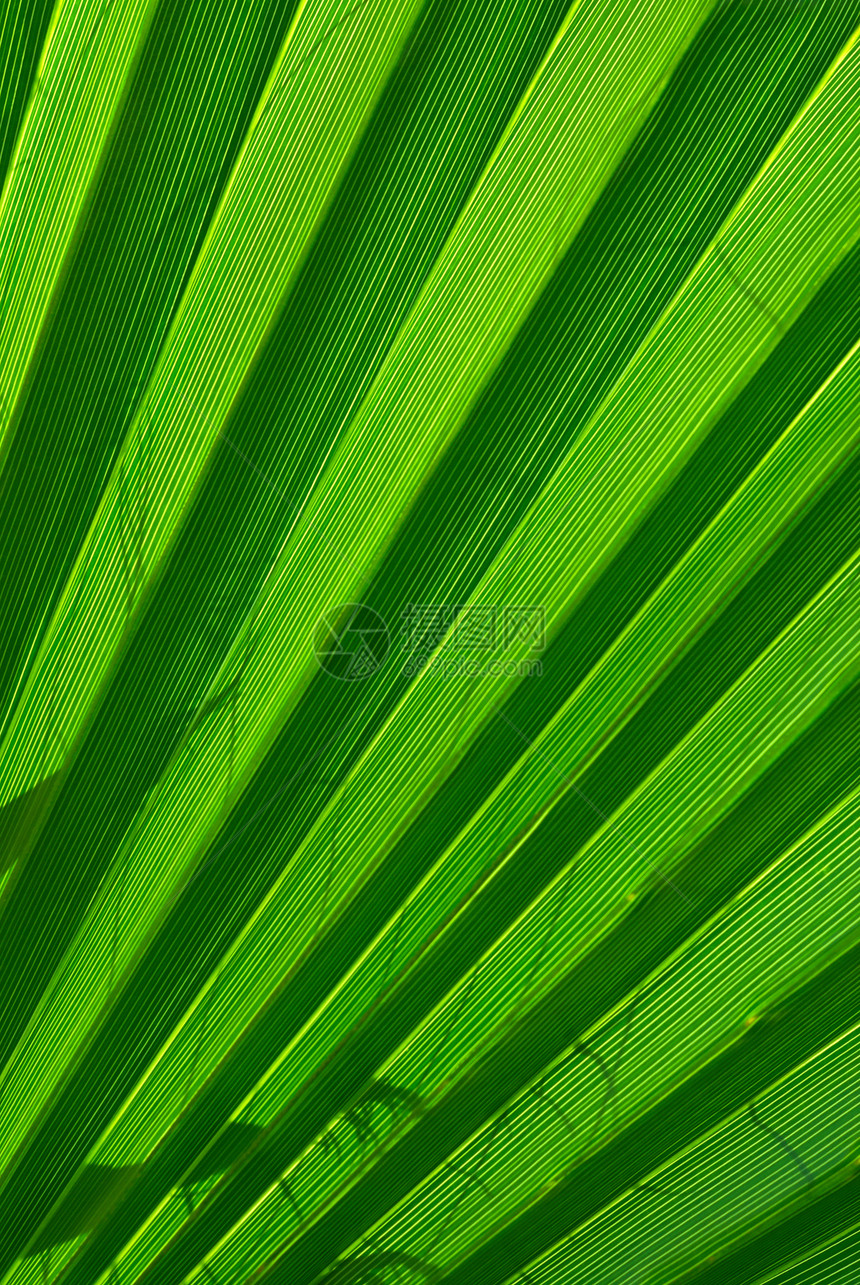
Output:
[{"xmin": 0, "ymin": 0, "xmax": 859, "ymax": 1283}]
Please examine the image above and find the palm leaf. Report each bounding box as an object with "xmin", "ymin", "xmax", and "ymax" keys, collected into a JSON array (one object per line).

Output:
[{"xmin": 0, "ymin": 0, "xmax": 858, "ymax": 1284}]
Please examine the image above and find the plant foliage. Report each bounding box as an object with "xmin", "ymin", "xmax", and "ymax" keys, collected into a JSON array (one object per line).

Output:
[{"xmin": 0, "ymin": 0, "xmax": 859, "ymax": 1282}]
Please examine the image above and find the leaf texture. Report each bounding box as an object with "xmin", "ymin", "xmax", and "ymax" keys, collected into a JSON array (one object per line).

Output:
[{"xmin": 0, "ymin": 1, "xmax": 859, "ymax": 1284}]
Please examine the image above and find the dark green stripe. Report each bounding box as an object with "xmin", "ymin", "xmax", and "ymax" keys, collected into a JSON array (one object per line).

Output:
[
  {"xmin": 0, "ymin": 773, "xmax": 58, "ymax": 875},
  {"xmin": 746, "ymin": 1219, "xmax": 860, "ymax": 1285}
]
